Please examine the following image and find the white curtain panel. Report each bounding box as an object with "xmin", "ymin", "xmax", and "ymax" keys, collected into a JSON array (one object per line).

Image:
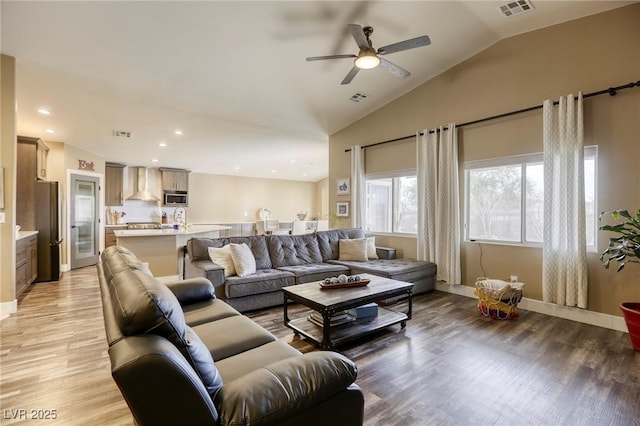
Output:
[
  {"xmin": 542, "ymin": 92, "xmax": 588, "ymax": 308},
  {"xmin": 350, "ymin": 145, "xmax": 366, "ymax": 229},
  {"xmin": 416, "ymin": 125, "xmax": 461, "ymax": 284}
]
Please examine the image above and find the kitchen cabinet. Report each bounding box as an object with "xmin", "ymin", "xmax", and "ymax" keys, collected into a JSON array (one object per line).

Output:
[
  {"xmin": 105, "ymin": 162, "xmax": 125, "ymax": 206},
  {"xmin": 160, "ymin": 168, "xmax": 190, "ymax": 192},
  {"xmin": 105, "ymin": 225, "xmax": 127, "ymax": 248},
  {"xmin": 36, "ymin": 139, "xmax": 49, "ymax": 180},
  {"xmin": 16, "ymin": 136, "xmax": 38, "ymax": 230},
  {"xmin": 16, "ymin": 233, "xmax": 38, "ymax": 298}
]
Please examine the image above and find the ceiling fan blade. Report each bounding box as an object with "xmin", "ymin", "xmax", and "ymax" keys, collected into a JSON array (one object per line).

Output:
[
  {"xmin": 347, "ymin": 24, "xmax": 370, "ymax": 50},
  {"xmin": 341, "ymin": 66, "xmax": 360, "ymax": 85},
  {"xmin": 306, "ymin": 54, "xmax": 356, "ymax": 61},
  {"xmin": 377, "ymin": 35, "xmax": 431, "ymax": 55},
  {"xmin": 379, "ymin": 58, "xmax": 410, "ymax": 79}
]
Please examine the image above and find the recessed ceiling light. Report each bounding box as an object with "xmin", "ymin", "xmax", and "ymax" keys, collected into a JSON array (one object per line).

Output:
[
  {"xmin": 290, "ymin": 159, "xmax": 296, "ymax": 164},
  {"xmin": 234, "ymin": 166, "xmax": 240, "ymax": 170},
  {"xmin": 159, "ymin": 142, "xmax": 167, "ymax": 148},
  {"xmin": 302, "ymin": 173, "xmax": 308, "ymax": 177},
  {"xmin": 44, "ymin": 129, "xmax": 55, "ymax": 134},
  {"xmin": 271, "ymin": 170, "xmax": 277, "ymax": 174},
  {"xmin": 174, "ymin": 130, "xmax": 183, "ymax": 135},
  {"xmin": 38, "ymin": 108, "xmax": 51, "ymax": 115},
  {"xmin": 151, "ymin": 159, "xmax": 159, "ymax": 163}
]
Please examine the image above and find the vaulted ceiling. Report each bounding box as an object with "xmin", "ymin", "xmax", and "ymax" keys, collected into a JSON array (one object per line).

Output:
[{"xmin": 1, "ymin": 1, "xmax": 631, "ymax": 181}]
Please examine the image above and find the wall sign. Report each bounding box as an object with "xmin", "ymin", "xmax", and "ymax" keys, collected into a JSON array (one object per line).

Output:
[{"xmin": 78, "ymin": 159, "xmax": 95, "ymax": 171}]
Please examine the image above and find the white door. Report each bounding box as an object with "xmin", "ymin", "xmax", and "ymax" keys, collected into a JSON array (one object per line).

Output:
[{"xmin": 70, "ymin": 174, "xmax": 100, "ymax": 269}]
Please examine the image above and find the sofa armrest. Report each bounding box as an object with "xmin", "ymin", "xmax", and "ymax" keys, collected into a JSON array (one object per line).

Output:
[
  {"xmin": 164, "ymin": 277, "xmax": 215, "ymax": 305},
  {"xmin": 185, "ymin": 257, "xmax": 226, "ymax": 288},
  {"xmin": 376, "ymin": 246, "xmax": 397, "ymax": 260},
  {"xmin": 215, "ymin": 352, "xmax": 358, "ymax": 426}
]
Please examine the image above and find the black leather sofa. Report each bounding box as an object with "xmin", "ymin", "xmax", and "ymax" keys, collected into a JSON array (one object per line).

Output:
[{"xmin": 97, "ymin": 245, "xmax": 364, "ymax": 425}]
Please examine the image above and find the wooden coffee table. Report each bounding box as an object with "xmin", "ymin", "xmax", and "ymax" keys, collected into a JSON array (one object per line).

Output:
[{"xmin": 283, "ymin": 273, "xmax": 413, "ymax": 350}]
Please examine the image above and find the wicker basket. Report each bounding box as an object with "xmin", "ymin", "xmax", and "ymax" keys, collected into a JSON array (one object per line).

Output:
[{"xmin": 474, "ymin": 278, "xmax": 524, "ymax": 320}]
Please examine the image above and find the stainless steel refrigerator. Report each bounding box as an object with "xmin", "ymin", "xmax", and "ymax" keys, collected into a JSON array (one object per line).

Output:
[{"xmin": 35, "ymin": 180, "xmax": 62, "ymax": 282}]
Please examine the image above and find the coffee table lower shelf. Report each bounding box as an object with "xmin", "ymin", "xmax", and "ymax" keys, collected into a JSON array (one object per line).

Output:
[{"xmin": 286, "ymin": 307, "xmax": 408, "ymax": 350}]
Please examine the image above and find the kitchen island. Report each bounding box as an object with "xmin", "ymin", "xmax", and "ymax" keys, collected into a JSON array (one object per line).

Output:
[{"xmin": 114, "ymin": 224, "xmax": 230, "ymax": 279}]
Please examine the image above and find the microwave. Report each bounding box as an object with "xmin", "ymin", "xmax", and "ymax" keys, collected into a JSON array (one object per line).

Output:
[{"xmin": 163, "ymin": 192, "xmax": 188, "ymax": 206}]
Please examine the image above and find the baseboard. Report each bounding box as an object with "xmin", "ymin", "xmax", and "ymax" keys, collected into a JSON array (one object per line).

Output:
[
  {"xmin": 0, "ymin": 299, "xmax": 18, "ymax": 320},
  {"xmin": 60, "ymin": 264, "xmax": 70, "ymax": 272},
  {"xmin": 435, "ymin": 282, "xmax": 628, "ymax": 333}
]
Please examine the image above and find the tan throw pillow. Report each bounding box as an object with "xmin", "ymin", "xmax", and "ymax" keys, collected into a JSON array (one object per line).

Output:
[
  {"xmin": 339, "ymin": 238, "xmax": 368, "ymax": 262},
  {"xmin": 366, "ymin": 236, "xmax": 378, "ymax": 260},
  {"xmin": 229, "ymin": 243, "xmax": 257, "ymax": 277},
  {"xmin": 208, "ymin": 246, "xmax": 236, "ymax": 277}
]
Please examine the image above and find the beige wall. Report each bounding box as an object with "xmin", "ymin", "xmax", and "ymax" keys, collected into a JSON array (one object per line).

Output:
[
  {"xmin": 329, "ymin": 5, "xmax": 640, "ymax": 316},
  {"xmin": 188, "ymin": 173, "xmax": 321, "ymax": 223},
  {"xmin": 315, "ymin": 178, "xmax": 329, "ymax": 220},
  {"xmin": 1, "ymin": 55, "xmax": 17, "ymax": 307}
]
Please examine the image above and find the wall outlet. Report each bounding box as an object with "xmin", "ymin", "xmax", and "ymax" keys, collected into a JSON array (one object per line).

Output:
[{"xmin": 510, "ymin": 275, "xmax": 518, "ymax": 283}]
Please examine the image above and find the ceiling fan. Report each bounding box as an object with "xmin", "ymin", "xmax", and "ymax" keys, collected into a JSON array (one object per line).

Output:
[{"xmin": 306, "ymin": 24, "xmax": 431, "ymax": 85}]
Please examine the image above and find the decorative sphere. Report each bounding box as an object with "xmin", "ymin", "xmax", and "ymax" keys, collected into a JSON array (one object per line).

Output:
[
  {"xmin": 338, "ymin": 274, "xmax": 348, "ymax": 283},
  {"xmin": 330, "ymin": 277, "xmax": 339, "ymax": 284},
  {"xmin": 354, "ymin": 275, "xmax": 361, "ymax": 281}
]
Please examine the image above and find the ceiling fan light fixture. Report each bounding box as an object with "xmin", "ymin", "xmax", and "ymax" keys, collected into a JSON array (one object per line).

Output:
[{"xmin": 355, "ymin": 51, "xmax": 380, "ymax": 69}]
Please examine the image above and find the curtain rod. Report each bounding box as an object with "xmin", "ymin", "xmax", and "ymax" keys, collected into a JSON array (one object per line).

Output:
[{"xmin": 344, "ymin": 80, "xmax": 640, "ymax": 153}]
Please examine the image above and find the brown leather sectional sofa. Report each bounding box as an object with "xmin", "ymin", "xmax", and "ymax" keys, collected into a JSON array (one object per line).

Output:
[{"xmin": 97, "ymin": 245, "xmax": 364, "ymax": 425}]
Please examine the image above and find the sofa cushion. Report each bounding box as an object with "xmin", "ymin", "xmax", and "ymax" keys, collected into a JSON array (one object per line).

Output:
[
  {"xmin": 215, "ymin": 341, "xmax": 302, "ymax": 383},
  {"xmin": 208, "ymin": 246, "xmax": 237, "ymax": 277},
  {"xmin": 339, "ymin": 238, "xmax": 368, "ymax": 261},
  {"xmin": 193, "ymin": 315, "xmax": 276, "ymax": 361},
  {"xmin": 315, "ymin": 228, "xmax": 366, "ymax": 261},
  {"xmin": 278, "ymin": 263, "xmax": 350, "ymax": 284},
  {"xmin": 267, "ymin": 234, "xmax": 323, "ymax": 268},
  {"xmin": 229, "ymin": 243, "xmax": 257, "ymax": 277},
  {"xmin": 188, "ymin": 238, "xmax": 225, "ymax": 262},
  {"xmin": 183, "ymin": 326, "xmax": 225, "ymax": 398},
  {"xmin": 182, "ymin": 299, "xmax": 241, "ymax": 327},
  {"xmin": 328, "ymin": 259, "xmax": 437, "ymax": 283},
  {"xmin": 366, "ymin": 236, "xmax": 378, "ymax": 260},
  {"xmin": 225, "ymin": 269, "xmax": 296, "ymax": 298},
  {"xmin": 228, "ymin": 237, "xmax": 272, "ymax": 270},
  {"xmin": 101, "ymin": 245, "xmax": 151, "ymax": 283}
]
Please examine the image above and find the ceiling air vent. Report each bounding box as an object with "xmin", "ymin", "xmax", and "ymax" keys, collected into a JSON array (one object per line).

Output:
[
  {"xmin": 499, "ymin": 0, "xmax": 534, "ymax": 17},
  {"xmin": 113, "ymin": 129, "xmax": 132, "ymax": 138},
  {"xmin": 348, "ymin": 93, "xmax": 369, "ymax": 103}
]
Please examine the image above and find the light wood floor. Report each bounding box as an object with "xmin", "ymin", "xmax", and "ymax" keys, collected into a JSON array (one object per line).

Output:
[{"xmin": 1, "ymin": 267, "xmax": 638, "ymax": 425}]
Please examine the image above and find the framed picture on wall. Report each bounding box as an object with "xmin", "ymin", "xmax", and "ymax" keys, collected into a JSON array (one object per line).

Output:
[
  {"xmin": 336, "ymin": 178, "xmax": 350, "ymax": 195},
  {"xmin": 336, "ymin": 201, "xmax": 349, "ymax": 217}
]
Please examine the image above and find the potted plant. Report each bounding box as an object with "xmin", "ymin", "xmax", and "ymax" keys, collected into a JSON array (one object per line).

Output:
[{"xmin": 599, "ymin": 209, "xmax": 640, "ymax": 351}]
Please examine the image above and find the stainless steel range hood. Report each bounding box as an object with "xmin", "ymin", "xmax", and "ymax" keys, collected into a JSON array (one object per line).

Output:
[{"xmin": 127, "ymin": 167, "xmax": 159, "ymax": 202}]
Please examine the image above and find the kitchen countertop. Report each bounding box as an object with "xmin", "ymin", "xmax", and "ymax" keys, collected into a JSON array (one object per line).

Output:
[
  {"xmin": 17, "ymin": 230, "xmax": 39, "ymax": 240},
  {"xmin": 113, "ymin": 224, "xmax": 230, "ymax": 238}
]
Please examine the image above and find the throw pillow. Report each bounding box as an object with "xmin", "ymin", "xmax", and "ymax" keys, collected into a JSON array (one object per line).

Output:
[
  {"xmin": 208, "ymin": 246, "xmax": 236, "ymax": 277},
  {"xmin": 338, "ymin": 238, "xmax": 368, "ymax": 262},
  {"xmin": 229, "ymin": 243, "xmax": 257, "ymax": 277},
  {"xmin": 366, "ymin": 236, "xmax": 378, "ymax": 260}
]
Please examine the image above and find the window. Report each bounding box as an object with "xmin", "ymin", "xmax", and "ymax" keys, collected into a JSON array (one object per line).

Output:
[
  {"xmin": 365, "ymin": 172, "xmax": 417, "ymax": 234},
  {"xmin": 465, "ymin": 146, "xmax": 597, "ymax": 247}
]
